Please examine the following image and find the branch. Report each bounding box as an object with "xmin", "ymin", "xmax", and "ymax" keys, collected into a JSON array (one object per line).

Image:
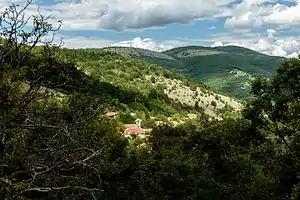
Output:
[
  {"xmin": 17, "ymin": 124, "xmax": 60, "ymax": 129},
  {"xmin": 1, "ymin": 83, "xmax": 41, "ymax": 136},
  {"xmin": 0, "ymin": 177, "xmax": 12, "ymax": 186},
  {"xmin": 72, "ymin": 150, "xmax": 102, "ymax": 166},
  {"xmin": 22, "ymin": 186, "xmax": 103, "ymax": 193},
  {"xmin": 28, "ymin": 164, "xmax": 59, "ymax": 189}
]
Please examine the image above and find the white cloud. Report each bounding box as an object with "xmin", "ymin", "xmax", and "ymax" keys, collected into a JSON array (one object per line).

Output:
[
  {"xmin": 264, "ymin": 3, "xmax": 300, "ymax": 28},
  {"xmin": 111, "ymin": 37, "xmax": 180, "ymax": 52},
  {"xmin": 225, "ymin": 0, "xmax": 300, "ymax": 30},
  {"xmin": 2, "ymin": 0, "xmax": 300, "ymax": 59},
  {"xmin": 57, "ymin": 32, "xmax": 300, "ymax": 58},
  {"xmin": 211, "ymin": 41, "xmax": 224, "ymax": 46},
  {"xmin": 2, "ymin": 0, "xmax": 300, "ymax": 32},
  {"xmin": 36, "ymin": 0, "xmax": 234, "ymax": 31},
  {"xmin": 210, "ymin": 30, "xmax": 300, "ymax": 58},
  {"xmin": 267, "ymin": 29, "xmax": 276, "ymax": 38},
  {"xmin": 57, "ymin": 35, "xmax": 115, "ymax": 49},
  {"xmin": 56, "ymin": 35, "xmax": 186, "ymax": 52},
  {"xmin": 225, "ymin": 0, "xmax": 275, "ymax": 29}
]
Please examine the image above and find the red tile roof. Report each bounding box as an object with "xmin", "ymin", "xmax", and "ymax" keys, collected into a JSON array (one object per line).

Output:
[{"xmin": 124, "ymin": 127, "xmax": 146, "ymax": 135}]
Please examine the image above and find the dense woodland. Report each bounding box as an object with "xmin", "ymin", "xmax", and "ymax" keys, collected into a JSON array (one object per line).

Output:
[{"xmin": 1, "ymin": 2, "xmax": 300, "ymax": 200}]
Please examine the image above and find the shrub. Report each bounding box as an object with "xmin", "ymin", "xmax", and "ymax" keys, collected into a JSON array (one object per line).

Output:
[
  {"xmin": 211, "ymin": 101, "xmax": 217, "ymax": 107},
  {"xmin": 151, "ymin": 76, "xmax": 156, "ymax": 83},
  {"xmin": 190, "ymin": 85, "xmax": 197, "ymax": 91},
  {"xmin": 119, "ymin": 113, "xmax": 136, "ymax": 124}
]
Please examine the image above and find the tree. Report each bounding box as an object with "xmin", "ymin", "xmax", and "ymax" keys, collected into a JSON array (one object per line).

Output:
[
  {"xmin": 0, "ymin": 0, "xmax": 62, "ymax": 144},
  {"xmin": 150, "ymin": 75, "xmax": 156, "ymax": 83},
  {"xmin": 243, "ymin": 57, "xmax": 300, "ymax": 199},
  {"xmin": 194, "ymin": 100, "xmax": 200, "ymax": 111},
  {"xmin": 211, "ymin": 100, "xmax": 217, "ymax": 107},
  {"xmin": 142, "ymin": 118, "xmax": 279, "ymax": 200},
  {"xmin": 0, "ymin": 2, "xmax": 128, "ymax": 199}
]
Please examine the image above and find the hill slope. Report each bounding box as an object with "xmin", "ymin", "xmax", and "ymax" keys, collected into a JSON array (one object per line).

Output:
[
  {"xmin": 105, "ymin": 46, "xmax": 285, "ymax": 99},
  {"xmin": 59, "ymin": 48, "xmax": 241, "ymax": 124}
]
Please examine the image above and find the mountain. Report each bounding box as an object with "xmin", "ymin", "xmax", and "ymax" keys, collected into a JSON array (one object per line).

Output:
[
  {"xmin": 58, "ymin": 47, "xmax": 241, "ymax": 124},
  {"xmin": 104, "ymin": 46, "xmax": 285, "ymax": 99}
]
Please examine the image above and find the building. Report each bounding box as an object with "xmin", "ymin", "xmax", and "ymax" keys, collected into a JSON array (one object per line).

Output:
[
  {"xmin": 135, "ymin": 118, "xmax": 142, "ymax": 128},
  {"xmin": 123, "ymin": 123, "xmax": 152, "ymax": 139},
  {"xmin": 105, "ymin": 112, "xmax": 118, "ymax": 119}
]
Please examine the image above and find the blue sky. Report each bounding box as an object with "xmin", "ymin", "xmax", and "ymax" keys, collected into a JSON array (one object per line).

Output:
[{"xmin": 3, "ymin": 0, "xmax": 300, "ymax": 57}]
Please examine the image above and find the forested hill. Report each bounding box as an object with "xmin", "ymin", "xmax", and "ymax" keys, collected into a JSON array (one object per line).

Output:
[
  {"xmin": 105, "ymin": 46, "xmax": 284, "ymax": 99},
  {"xmin": 57, "ymin": 47, "xmax": 242, "ymax": 121}
]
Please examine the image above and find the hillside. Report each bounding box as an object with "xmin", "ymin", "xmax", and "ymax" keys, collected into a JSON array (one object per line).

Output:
[
  {"xmin": 59, "ymin": 48, "xmax": 242, "ymax": 124},
  {"xmin": 105, "ymin": 46, "xmax": 285, "ymax": 99},
  {"xmin": 5, "ymin": 43, "xmax": 300, "ymax": 200},
  {"xmin": 4, "ymin": 2, "xmax": 300, "ymax": 199}
]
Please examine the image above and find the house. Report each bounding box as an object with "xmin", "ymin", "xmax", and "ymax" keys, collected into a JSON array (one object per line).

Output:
[
  {"xmin": 105, "ymin": 112, "xmax": 118, "ymax": 119},
  {"xmin": 124, "ymin": 124, "xmax": 138, "ymax": 129},
  {"xmin": 123, "ymin": 123, "xmax": 152, "ymax": 139}
]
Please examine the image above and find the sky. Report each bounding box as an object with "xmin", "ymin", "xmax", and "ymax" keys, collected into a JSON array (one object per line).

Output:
[{"xmin": 2, "ymin": 0, "xmax": 300, "ymax": 57}]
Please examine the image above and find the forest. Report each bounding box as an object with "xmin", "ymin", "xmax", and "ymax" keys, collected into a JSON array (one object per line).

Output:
[{"xmin": 1, "ymin": 2, "xmax": 300, "ymax": 200}]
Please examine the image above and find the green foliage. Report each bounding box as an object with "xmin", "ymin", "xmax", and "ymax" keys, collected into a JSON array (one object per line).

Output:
[
  {"xmin": 150, "ymin": 75, "xmax": 156, "ymax": 83},
  {"xmin": 106, "ymin": 46, "xmax": 284, "ymax": 100},
  {"xmin": 118, "ymin": 113, "xmax": 136, "ymax": 124},
  {"xmin": 243, "ymin": 57, "xmax": 300, "ymax": 199},
  {"xmin": 144, "ymin": 119, "xmax": 279, "ymax": 199},
  {"xmin": 1, "ymin": 2, "xmax": 300, "ymax": 200},
  {"xmin": 211, "ymin": 100, "xmax": 217, "ymax": 107},
  {"xmin": 55, "ymin": 47, "xmax": 202, "ymax": 122}
]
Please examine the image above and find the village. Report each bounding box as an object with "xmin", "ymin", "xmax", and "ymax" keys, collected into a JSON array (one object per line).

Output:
[{"xmin": 105, "ymin": 112, "xmax": 152, "ymax": 139}]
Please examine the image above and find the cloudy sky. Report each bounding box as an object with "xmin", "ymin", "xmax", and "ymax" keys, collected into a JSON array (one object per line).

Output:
[{"xmin": 2, "ymin": 0, "xmax": 300, "ymax": 57}]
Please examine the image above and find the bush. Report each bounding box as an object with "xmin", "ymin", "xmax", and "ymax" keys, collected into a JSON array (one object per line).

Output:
[
  {"xmin": 190, "ymin": 85, "xmax": 197, "ymax": 91},
  {"xmin": 162, "ymin": 70, "xmax": 175, "ymax": 79},
  {"xmin": 211, "ymin": 101, "xmax": 217, "ymax": 107},
  {"xmin": 119, "ymin": 113, "xmax": 136, "ymax": 124},
  {"xmin": 151, "ymin": 75, "xmax": 156, "ymax": 83}
]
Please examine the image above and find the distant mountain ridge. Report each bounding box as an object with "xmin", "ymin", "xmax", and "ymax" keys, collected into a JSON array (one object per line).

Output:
[{"xmin": 104, "ymin": 45, "xmax": 285, "ymax": 99}]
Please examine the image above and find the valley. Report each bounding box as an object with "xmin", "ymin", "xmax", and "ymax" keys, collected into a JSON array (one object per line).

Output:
[{"xmin": 2, "ymin": 2, "xmax": 300, "ymax": 198}]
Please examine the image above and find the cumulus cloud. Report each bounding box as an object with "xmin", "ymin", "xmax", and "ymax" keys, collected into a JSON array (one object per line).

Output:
[
  {"xmin": 264, "ymin": 3, "xmax": 300, "ymax": 28},
  {"xmin": 225, "ymin": 0, "xmax": 300, "ymax": 30},
  {"xmin": 57, "ymin": 35, "xmax": 115, "ymax": 49},
  {"xmin": 225, "ymin": 0, "xmax": 275, "ymax": 29},
  {"xmin": 0, "ymin": 1, "xmax": 40, "ymax": 20},
  {"xmin": 42, "ymin": 0, "xmax": 300, "ymax": 31},
  {"xmin": 56, "ymin": 36, "xmax": 187, "ymax": 52},
  {"xmin": 210, "ymin": 30, "xmax": 300, "ymax": 58},
  {"xmin": 57, "ymin": 33, "xmax": 300, "ymax": 58},
  {"xmin": 38, "ymin": 0, "xmax": 231, "ymax": 31},
  {"xmin": 267, "ymin": 29, "xmax": 276, "ymax": 38},
  {"xmin": 111, "ymin": 37, "xmax": 173, "ymax": 52},
  {"xmin": 110, "ymin": 37, "xmax": 192, "ymax": 52},
  {"xmin": 2, "ymin": 0, "xmax": 300, "ymax": 59},
  {"xmin": 2, "ymin": 0, "xmax": 300, "ymax": 32}
]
